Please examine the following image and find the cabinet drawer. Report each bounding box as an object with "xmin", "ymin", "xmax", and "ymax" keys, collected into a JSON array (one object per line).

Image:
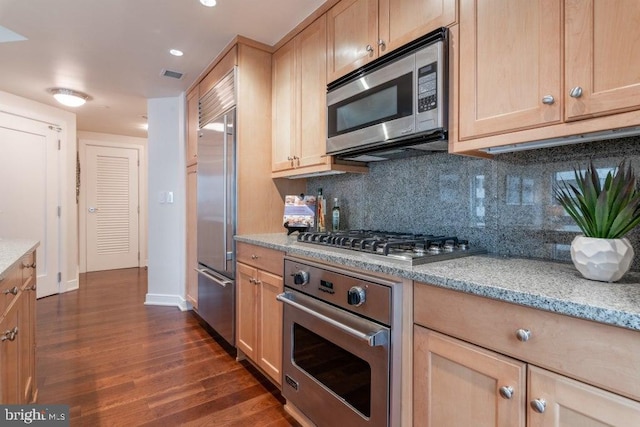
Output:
[
  {"xmin": 236, "ymin": 242, "xmax": 284, "ymax": 276},
  {"xmin": 414, "ymin": 282, "xmax": 640, "ymax": 401},
  {"xmin": 1, "ymin": 267, "xmax": 20, "ymax": 318}
]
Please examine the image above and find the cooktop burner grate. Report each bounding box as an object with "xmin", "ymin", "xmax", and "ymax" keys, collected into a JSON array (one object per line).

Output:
[{"xmin": 297, "ymin": 230, "xmax": 485, "ymax": 266}]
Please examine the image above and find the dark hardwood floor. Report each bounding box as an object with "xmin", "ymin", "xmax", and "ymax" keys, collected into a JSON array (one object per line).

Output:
[{"xmin": 36, "ymin": 267, "xmax": 299, "ymax": 426}]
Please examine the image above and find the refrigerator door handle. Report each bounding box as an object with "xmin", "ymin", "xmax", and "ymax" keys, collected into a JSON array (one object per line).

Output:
[
  {"xmin": 222, "ymin": 114, "xmax": 228, "ymax": 265},
  {"xmin": 194, "ymin": 268, "xmax": 232, "ymax": 288}
]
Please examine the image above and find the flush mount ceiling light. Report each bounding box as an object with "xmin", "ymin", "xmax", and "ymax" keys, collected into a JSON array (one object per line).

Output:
[
  {"xmin": 169, "ymin": 49, "xmax": 183, "ymax": 57},
  {"xmin": 48, "ymin": 88, "xmax": 91, "ymax": 107},
  {"xmin": 199, "ymin": 0, "xmax": 217, "ymax": 7}
]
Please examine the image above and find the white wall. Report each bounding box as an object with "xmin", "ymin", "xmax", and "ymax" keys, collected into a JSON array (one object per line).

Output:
[
  {"xmin": 0, "ymin": 90, "xmax": 79, "ymax": 293},
  {"xmin": 77, "ymin": 131, "xmax": 149, "ymax": 273},
  {"xmin": 145, "ymin": 95, "xmax": 187, "ymax": 309}
]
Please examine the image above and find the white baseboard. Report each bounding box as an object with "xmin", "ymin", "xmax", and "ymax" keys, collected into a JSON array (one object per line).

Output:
[
  {"xmin": 144, "ymin": 293, "xmax": 189, "ymax": 311},
  {"xmin": 61, "ymin": 278, "xmax": 79, "ymax": 293}
]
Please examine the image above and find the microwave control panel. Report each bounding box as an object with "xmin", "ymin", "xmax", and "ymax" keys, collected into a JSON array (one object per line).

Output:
[{"xmin": 417, "ymin": 61, "xmax": 438, "ymax": 113}]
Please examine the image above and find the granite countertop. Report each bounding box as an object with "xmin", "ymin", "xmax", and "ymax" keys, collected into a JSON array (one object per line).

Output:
[
  {"xmin": 235, "ymin": 233, "xmax": 640, "ymax": 332},
  {"xmin": 0, "ymin": 239, "xmax": 40, "ymax": 280}
]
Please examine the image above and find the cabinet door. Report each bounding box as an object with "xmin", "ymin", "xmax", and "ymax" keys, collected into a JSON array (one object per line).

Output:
[
  {"xmin": 257, "ymin": 270, "xmax": 283, "ymax": 385},
  {"xmin": 565, "ymin": 0, "xmax": 640, "ymax": 121},
  {"xmin": 0, "ymin": 299, "xmax": 21, "ymax": 404},
  {"xmin": 528, "ymin": 366, "xmax": 640, "ymax": 427},
  {"xmin": 414, "ymin": 326, "xmax": 526, "ymax": 427},
  {"xmin": 186, "ymin": 88, "xmax": 199, "ymax": 166},
  {"xmin": 20, "ymin": 255, "xmax": 36, "ymax": 403},
  {"xmin": 458, "ymin": 0, "xmax": 561, "ymax": 139},
  {"xmin": 19, "ymin": 287, "xmax": 33, "ymax": 403},
  {"xmin": 297, "ymin": 15, "xmax": 330, "ymax": 169},
  {"xmin": 186, "ymin": 165, "xmax": 198, "ymax": 308},
  {"xmin": 379, "ymin": 0, "xmax": 456, "ymax": 54},
  {"xmin": 327, "ymin": 0, "xmax": 379, "ymax": 82},
  {"xmin": 272, "ymin": 38, "xmax": 296, "ymax": 172},
  {"xmin": 236, "ymin": 263, "xmax": 258, "ymax": 360}
]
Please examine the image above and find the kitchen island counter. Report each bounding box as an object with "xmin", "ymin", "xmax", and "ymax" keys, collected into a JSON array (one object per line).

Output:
[
  {"xmin": 0, "ymin": 239, "xmax": 39, "ymax": 280},
  {"xmin": 235, "ymin": 233, "xmax": 640, "ymax": 331}
]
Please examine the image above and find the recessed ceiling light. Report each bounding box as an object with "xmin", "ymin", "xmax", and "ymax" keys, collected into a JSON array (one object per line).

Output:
[
  {"xmin": 169, "ymin": 49, "xmax": 183, "ymax": 57},
  {"xmin": 48, "ymin": 88, "xmax": 91, "ymax": 107},
  {"xmin": 200, "ymin": 0, "xmax": 217, "ymax": 7}
]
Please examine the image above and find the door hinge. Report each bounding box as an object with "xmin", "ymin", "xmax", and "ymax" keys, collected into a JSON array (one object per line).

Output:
[
  {"xmin": 57, "ymin": 139, "xmax": 61, "ymax": 150},
  {"xmin": 138, "ymin": 252, "xmax": 140, "ymax": 261},
  {"xmin": 137, "ymin": 206, "xmax": 140, "ymax": 213},
  {"xmin": 137, "ymin": 159, "xmax": 140, "ymax": 166},
  {"xmin": 57, "ymin": 206, "xmax": 61, "ymax": 217},
  {"xmin": 57, "ymin": 272, "xmax": 62, "ymax": 283}
]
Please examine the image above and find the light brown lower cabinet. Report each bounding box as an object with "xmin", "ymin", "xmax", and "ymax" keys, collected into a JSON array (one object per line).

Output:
[
  {"xmin": 527, "ymin": 365, "xmax": 640, "ymax": 427},
  {"xmin": 414, "ymin": 280, "xmax": 640, "ymax": 427},
  {"xmin": 414, "ymin": 326, "xmax": 640, "ymax": 426},
  {"xmin": 1, "ymin": 251, "xmax": 37, "ymax": 404},
  {"xmin": 185, "ymin": 164, "xmax": 197, "ymax": 309},
  {"xmin": 236, "ymin": 242, "xmax": 284, "ymax": 386},
  {"xmin": 414, "ymin": 326, "xmax": 526, "ymax": 427}
]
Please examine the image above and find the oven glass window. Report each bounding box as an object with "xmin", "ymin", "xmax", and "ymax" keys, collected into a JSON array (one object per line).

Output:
[
  {"xmin": 328, "ymin": 72, "xmax": 413, "ymax": 138},
  {"xmin": 293, "ymin": 323, "xmax": 371, "ymax": 417}
]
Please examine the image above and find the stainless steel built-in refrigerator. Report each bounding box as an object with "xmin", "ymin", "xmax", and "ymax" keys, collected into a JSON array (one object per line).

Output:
[{"xmin": 195, "ymin": 77, "xmax": 237, "ymax": 346}]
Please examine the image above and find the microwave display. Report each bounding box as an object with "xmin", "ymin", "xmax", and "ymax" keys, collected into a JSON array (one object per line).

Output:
[{"xmin": 418, "ymin": 62, "xmax": 437, "ymax": 113}]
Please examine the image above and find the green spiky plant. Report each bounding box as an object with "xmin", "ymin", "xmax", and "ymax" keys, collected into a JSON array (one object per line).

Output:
[{"xmin": 553, "ymin": 161, "xmax": 640, "ymax": 239}]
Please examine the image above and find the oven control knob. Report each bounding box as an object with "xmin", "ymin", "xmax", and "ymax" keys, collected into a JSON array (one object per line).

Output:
[
  {"xmin": 347, "ymin": 286, "xmax": 366, "ymax": 306},
  {"xmin": 292, "ymin": 271, "xmax": 309, "ymax": 286}
]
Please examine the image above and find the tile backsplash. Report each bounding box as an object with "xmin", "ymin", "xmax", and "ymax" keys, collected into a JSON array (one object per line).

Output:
[{"xmin": 307, "ymin": 136, "xmax": 640, "ymax": 270}]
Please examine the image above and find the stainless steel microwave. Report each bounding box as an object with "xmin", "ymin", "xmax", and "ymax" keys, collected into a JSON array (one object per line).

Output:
[{"xmin": 326, "ymin": 28, "xmax": 448, "ymax": 162}]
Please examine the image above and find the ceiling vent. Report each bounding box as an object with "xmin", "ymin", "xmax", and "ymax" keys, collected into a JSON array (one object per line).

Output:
[{"xmin": 160, "ymin": 69, "xmax": 184, "ymax": 80}]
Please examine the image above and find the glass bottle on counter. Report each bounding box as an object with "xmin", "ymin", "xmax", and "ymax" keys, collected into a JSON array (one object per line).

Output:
[
  {"xmin": 332, "ymin": 198, "xmax": 340, "ymax": 231},
  {"xmin": 316, "ymin": 188, "xmax": 326, "ymax": 232}
]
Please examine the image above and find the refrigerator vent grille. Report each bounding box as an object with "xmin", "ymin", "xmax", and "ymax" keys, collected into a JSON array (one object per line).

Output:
[{"xmin": 199, "ymin": 68, "xmax": 236, "ymax": 128}]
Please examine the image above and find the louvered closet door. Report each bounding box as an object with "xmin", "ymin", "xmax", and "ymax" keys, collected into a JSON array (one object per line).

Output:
[{"xmin": 86, "ymin": 145, "xmax": 139, "ymax": 272}]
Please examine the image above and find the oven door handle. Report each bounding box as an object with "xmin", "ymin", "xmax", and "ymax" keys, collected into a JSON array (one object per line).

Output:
[{"xmin": 276, "ymin": 292, "xmax": 388, "ymax": 347}]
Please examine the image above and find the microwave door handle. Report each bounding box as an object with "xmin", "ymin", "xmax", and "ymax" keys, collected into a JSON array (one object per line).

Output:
[{"xmin": 276, "ymin": 292, "xmax": 388, "ymax": 347}]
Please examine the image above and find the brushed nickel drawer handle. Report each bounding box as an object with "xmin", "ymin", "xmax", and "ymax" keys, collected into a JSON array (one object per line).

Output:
[
  {"xmin": 515, "ymin": 328, "xmax": 531, "ymax": 342},
  {"xmin": 1, "ymin": 326, "xmax": 18, "ymax": 342},
  {"xmin": 2, "ymin": 286, "xmax": 18, "ymax": 296},
  {"xmin": 499, "ymin": 386, "xmax": 514, "ymax": 399}
]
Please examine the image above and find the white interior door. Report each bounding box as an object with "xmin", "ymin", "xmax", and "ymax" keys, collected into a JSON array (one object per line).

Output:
[
  {"xmin": 85, "ymin": 145, "xmax": 139, "ymax": 272},
  {"xmin": 0, "ymin": 113, "xmax": 59, "ymax": 298}
]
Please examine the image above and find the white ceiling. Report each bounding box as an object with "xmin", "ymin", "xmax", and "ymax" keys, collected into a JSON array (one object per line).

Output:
[{"xmin": 0, "ymin": 0, "xmax": 325, "ymax": 138}]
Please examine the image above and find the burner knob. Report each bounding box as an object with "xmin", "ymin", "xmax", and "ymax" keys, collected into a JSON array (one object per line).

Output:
[
  {"xmin": 347, "ymin": 286, "xmax": 366, "ymax": 306},
  {"xmin": 292, "ymin": 271, "xmax": 309, "ymax": 286}
]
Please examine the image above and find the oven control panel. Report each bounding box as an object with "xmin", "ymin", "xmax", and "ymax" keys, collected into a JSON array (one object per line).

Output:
[{"xmin": 284, "ymin": 256, "xmax": 398, "ymax": 325}]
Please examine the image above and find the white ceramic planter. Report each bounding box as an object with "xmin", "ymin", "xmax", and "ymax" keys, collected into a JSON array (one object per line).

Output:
[{"xmin": 570, "ymin": 236, "xmax": 635, "ymax": 282}]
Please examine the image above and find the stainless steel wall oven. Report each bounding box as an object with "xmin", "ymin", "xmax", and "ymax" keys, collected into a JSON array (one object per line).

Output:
[{"xmin": 278, "ymin": 257, "xmax": 404, "ymax": 427}]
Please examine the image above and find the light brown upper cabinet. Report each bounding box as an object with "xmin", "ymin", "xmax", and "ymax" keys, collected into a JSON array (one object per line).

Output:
[
  {"xmin": 272, "ymin": 16, "xmax": 368, "ymax": 178},
  {"xmin": 452, "ymin": 0, "xmax": 640, "ymax": 154},
  {"xmin": 457, "ymin": 0, "xmax": 562, "ymax": 140},
  {"xmin": 186, "ymin": 88, "xmax": 199, "ymax": 167},
  {"xmin": 272, "ymin": 16, "xmax": 328, "ymax": 174},
  {"xmin": 564, "ymin": 0, "xmax": 640, "ymax": 121},
  {"xmin": 327, "ymin": 0, "xmax": 456, "ymax": 83}
]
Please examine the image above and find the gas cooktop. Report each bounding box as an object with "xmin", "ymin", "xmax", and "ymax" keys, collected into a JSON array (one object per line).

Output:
[{"xmin": 296, "ymin": 230, "xmax": 486, "ymax": 266}]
